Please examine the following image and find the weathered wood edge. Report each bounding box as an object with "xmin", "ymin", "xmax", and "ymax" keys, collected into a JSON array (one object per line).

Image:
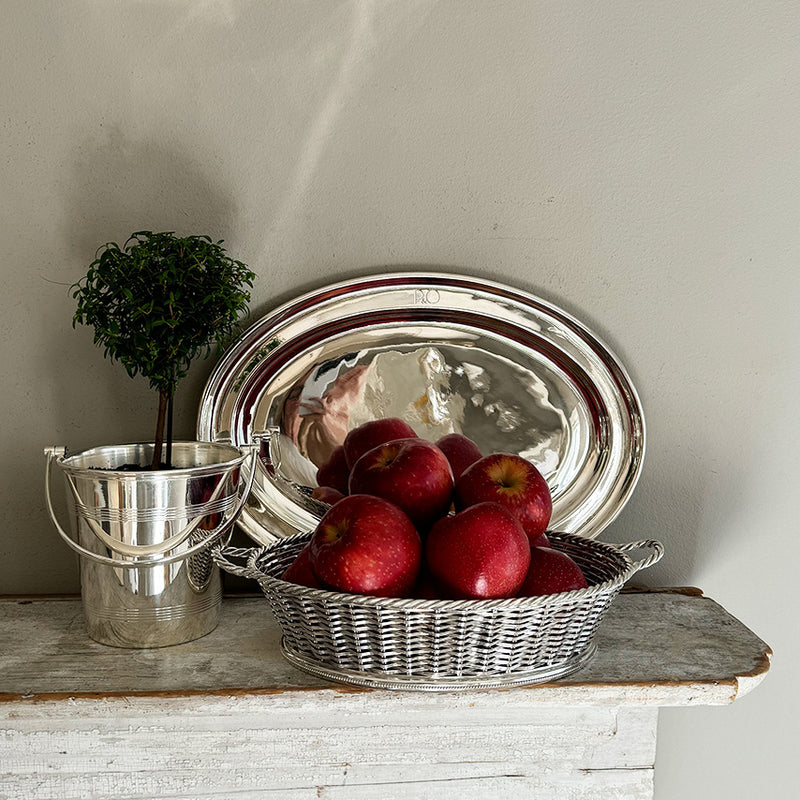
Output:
[
  {"xmin": 0, "ymin": 588, "xmax": 772, "ymax": 708},
  {"xmin": 0, "ymin": 657, "xmax": 771, "ymax": 707},
  {"xmin": 621, "ymin": 585, "xmax": 704, "ymax": 596},
  {"xmin": 620, "ymin": 587, "xmax": 773, "ymax": 701}
]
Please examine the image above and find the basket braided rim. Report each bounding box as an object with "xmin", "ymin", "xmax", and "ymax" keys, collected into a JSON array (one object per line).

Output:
[{"xmin": 241, "ymin": 531, "xmax": 658, "ymax": 611}]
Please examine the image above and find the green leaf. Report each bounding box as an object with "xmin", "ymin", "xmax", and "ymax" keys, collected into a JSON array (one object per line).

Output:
[{"xmin": 71, "ymin": 230, "xmax": 256, "ymax": 457}]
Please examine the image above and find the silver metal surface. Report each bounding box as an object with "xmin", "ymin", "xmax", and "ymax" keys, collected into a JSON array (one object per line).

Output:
[
  {"xmin": 199, "ymin": 273, "xmax": 645, "ymax": 545},
  {"xmin": 214, "ymin": 533, "xmax": 663, "ymax": 690},
  {"xmin": 279, "ymin": 642, "xmax": 598, "ymax": 691},
  {"xmin": 46, "ymin": 441, "xmax": 255, "ymax": 648}
]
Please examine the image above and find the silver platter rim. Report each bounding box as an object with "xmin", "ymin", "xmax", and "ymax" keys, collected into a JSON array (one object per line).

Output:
[{"xmin": 197, "ymin": 271, "xmax": 645, "ymax": 545}]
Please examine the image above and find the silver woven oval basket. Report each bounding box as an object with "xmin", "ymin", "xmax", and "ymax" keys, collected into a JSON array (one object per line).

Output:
[{"xmin": 215, "ymin": 532, "xmax": 663, "ymax": 691}]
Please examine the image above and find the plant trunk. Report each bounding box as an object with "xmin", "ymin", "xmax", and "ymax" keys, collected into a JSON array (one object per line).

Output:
[
  {"xmin": 166, "ymin": 393, "xmax": 174, "ymax": 468},
  {"xmin": 152, "ymin": 389, "xmax": 169, "ymax": 469},
  {"xmin": 165, "ymin": 364, "xmax": 176, "ymax": 469}
]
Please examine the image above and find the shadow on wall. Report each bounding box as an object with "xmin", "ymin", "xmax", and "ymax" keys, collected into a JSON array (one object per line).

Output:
[
  {"xmin": 601, "ymin": 462, "xmax": 703, "ymax": 588},
  {"xmin": 47, "ymin": 127, "xmax": 243, "ymax": 445},
  {"xmin": 64, "ymin": 125, "xmax": 240, "ymax": 258}
]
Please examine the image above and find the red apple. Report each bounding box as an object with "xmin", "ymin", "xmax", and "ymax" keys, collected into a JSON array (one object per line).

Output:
[
  {"xmin": 280, "ymin": 545, "xmax": 320, "ymax": 589},
  {"xmin": 348, "ymin": 438, "xmax": 454, "ymax": 531},
  {"xmin": 343, "ymin": 417, "xmax": 417, "ymax": 469},
  {"xmin": 316, "ymin": 445, "xmax": 350, "ymax": 495},
  {"xmin": 517, "ymin": 546, "xmax": 588, "ymax": 596},
  {"xmin": 311, "ymin": 485, "xmax": 346, "ymax": 505},
  {"xmin": 454, "ymin": 453, "xmax": 552, "ymax": 544},
  {"xmin": 425, "ymin": 502, "xmax": 531, "ymax": 599},
  {"xmin": 308, "ymin": 494, "xmax": 422, "ymax": 597},
  {"xmin": 435, "ymin": 433, "xmax": 483, "ymax": 480},
  {"xmin": 529, "ymin": 532, "xmax": 552, "ymax": 548}
]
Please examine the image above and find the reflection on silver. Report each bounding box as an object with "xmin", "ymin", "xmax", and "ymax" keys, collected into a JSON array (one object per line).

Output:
[
  {"xmin": 45, "ymin": 442, "xmax": 253, "ymax": 648},
  {"xmin": 198, "ymin": 273, "xmax": 645, "ymax": 544}
]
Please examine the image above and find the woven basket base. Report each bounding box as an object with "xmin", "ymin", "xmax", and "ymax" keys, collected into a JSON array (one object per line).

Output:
[{"xmin": 281, "ymin": 638, "xmax": 597, "ymax": 691}]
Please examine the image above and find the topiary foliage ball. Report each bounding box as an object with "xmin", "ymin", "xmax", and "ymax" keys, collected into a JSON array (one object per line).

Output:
[
  {"xmin": 71, "ymin": 231, "xmax": 256, "ymax": 467},
  {"xmin": 72, "ymin": 231, "xmax": 255, "ymax": 397}
]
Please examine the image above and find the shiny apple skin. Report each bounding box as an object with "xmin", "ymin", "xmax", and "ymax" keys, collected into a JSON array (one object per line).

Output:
[
  {"xmin": 316, "ymin": 444, "xmax": 350, "ymax": 495},
  {"xmin": 435, "ymin": 433, "xmax": 483, "ymax": 480},
  {"xmin": 454, "ymin": 452, "xmax": 552, "ymax": 543},
  {"xmin": 308, "ymin": 494, "xmax": 422, "ymax": 597},
  {"xmin": 343, "ymin": 417, "xmax": 417, "ymax": 469},
  {"xmin": 348, "ymin": 438, "xmax": 454, "ymax": 532},
  {"xmin": 280, "ymin": 544, "xmax": 321, "ymax": 588},
  {"xmin": 517, "ymin": 546, "xmax": 588, "ymax": 596},
  {"xmin": 425, "ymin": 502, "xmax": 531, "ymax": 599},
  {"xmin": 311, "ymin": 485, "xmax": 346, "ymax": 505}
]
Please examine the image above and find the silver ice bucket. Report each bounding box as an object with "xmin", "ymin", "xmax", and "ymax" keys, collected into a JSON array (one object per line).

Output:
[{"xmin": 45, "ymin": 441, "xmax": 256, "ymax": 648}]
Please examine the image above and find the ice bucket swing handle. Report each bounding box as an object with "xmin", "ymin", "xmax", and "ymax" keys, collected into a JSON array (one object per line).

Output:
[{"xmin": 44, "ymin": 444, "xmax": 260, "ymax": 568}]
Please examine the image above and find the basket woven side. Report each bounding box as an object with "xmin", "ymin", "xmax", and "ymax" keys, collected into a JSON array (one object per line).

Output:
[{"xmin": 253, "ymin": 532, "xmax": 632, "ymax": 680}]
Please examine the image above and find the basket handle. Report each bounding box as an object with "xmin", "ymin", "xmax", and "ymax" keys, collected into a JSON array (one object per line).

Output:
[
  {"xmin": 212, "ymin": 545, "xmax": 266, "ymax": 580},
  {"xmin": 615, "ymin": 539, "xmax": 665, "ymax": 575}
]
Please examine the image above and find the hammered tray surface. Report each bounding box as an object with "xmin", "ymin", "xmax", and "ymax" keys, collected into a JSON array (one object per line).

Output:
[{"xmin": 198, "ymin": 273, "xmax": 645, "ymax": 545}]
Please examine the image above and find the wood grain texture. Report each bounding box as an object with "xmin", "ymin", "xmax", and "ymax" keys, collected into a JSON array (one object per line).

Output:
[
  {"xmin": 0, "ymin": 591, "xmax": 770, "ymax": 800},
  {"xmin": 1, "ymin": 704, "xmax": 657, "ymax": 800},
  {"xmin": 0, "ymin": 590, "xmax": 771, "ymax": 706}
]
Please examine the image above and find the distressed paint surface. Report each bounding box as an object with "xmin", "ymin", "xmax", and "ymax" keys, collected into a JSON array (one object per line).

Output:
[
  {"xmin": 0, "ymin": 591, "xmax": 769, "ymax": 799},
  {"xmin": 1, "ymin": 704, "xmax": 658, "ymax": 800},
  {"xmin": 0, "ymin": 590, "xmax": 771, "ymax": 705}
]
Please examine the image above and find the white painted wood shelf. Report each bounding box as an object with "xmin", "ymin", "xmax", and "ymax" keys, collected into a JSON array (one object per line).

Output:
[{"xmin": 0, "ymin": 589, "xmax": 771, "ymax": 800}]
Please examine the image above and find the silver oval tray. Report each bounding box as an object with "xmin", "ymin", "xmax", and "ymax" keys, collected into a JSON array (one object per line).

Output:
[{"xmin": 197, "ymin": 273, "xmax": 645, "ymax": 545}]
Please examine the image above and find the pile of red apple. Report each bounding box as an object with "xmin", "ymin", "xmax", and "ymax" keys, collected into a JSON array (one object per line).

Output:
[{"xmin": 281, "ymin": 418, "xmax": 588, "ymax": 600}]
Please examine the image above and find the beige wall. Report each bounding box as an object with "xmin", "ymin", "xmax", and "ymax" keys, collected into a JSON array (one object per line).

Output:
[{"xmin": 2, "ymin": 2, "xmax": 798, "ymax": 798}]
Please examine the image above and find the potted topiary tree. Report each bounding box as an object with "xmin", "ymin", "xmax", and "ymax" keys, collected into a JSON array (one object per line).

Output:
[
  {"xmin": 45, "ymin": 231, "xmax": 259, "ymax": 648},
  {"xmin": 72, "ymin": 230, "xmax": 256, "ymax": 469}
]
